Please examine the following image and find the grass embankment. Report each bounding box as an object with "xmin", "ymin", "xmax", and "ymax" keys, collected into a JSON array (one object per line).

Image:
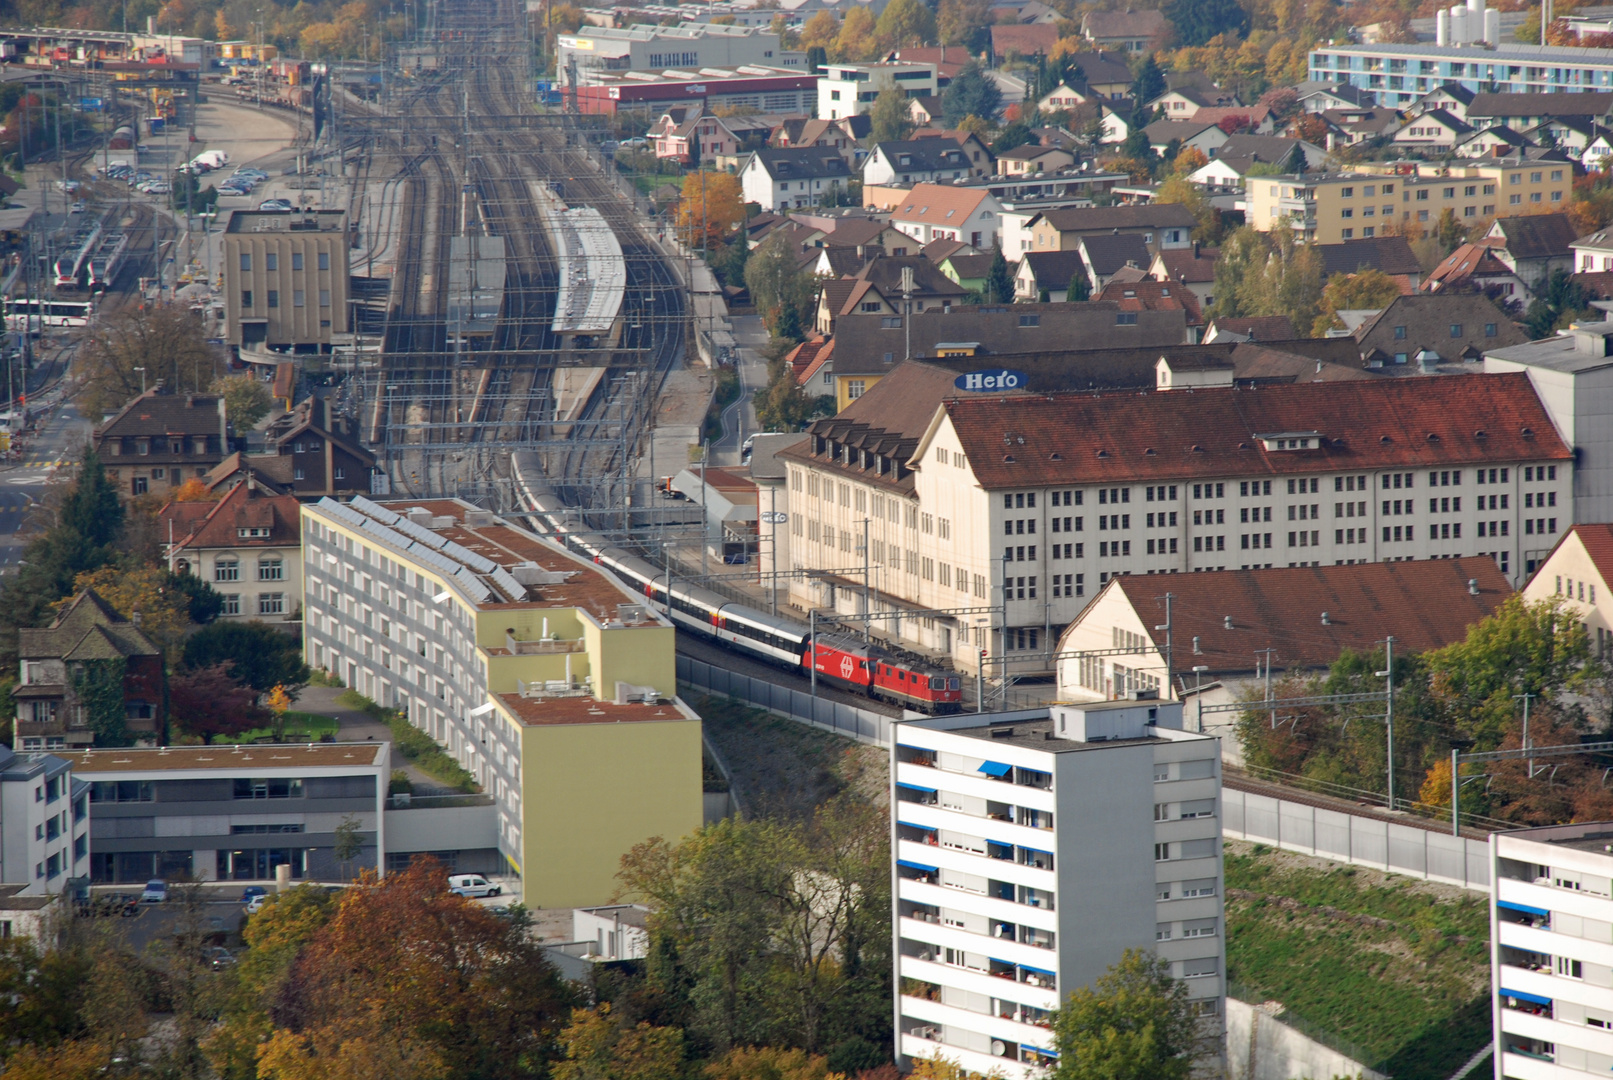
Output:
[
  {"xmin": 225, "ymin": 710, "xmax": 339, "ymax": 744},
  {"xmin": 335, "ymin": 690, "xmax": 478, "ymax": 793},
  {"xmin": 1224, "ymin": 843, "xmax": 1491, "ymax": 1080}
]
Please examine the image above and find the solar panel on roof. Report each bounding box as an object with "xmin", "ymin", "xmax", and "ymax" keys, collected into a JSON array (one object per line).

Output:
[
  {"xmin": 349, "ymin": 496, "xmax": 401, "ymax": 525},
  {"xmin": 440, "ymin": 539, "xmax": 496, "ymax": 574},
  {"xmin": 490, "ymin": 567, "xmax": 527, "ymax": 601},
  {"xmin": 393, "ymin": 517, "xmax": 447, "ymax": 549}
]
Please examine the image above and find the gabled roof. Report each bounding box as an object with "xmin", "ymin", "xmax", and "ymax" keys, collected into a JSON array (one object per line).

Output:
[
  {"xmin": 1457, "ymin": 125, "xmax": 1536, "ymax": 151},
  {"xmin": 1488, "ymin": 213, "xmax": 1580, "ymax": 261},
  {"xmin": 1032, "ymin": 203, "xmax": 1197, "ymax": 233},
  {"xmin": 1020, "ymin": 250, "xmax": 1090, "ymax": 288},
  {"xmin": 850, "ymin": 255, "xmax": 970, "ymax": 299},
  {"xmin": 19, "ymin": 589, "xmax": 161, "ymax": 663},
  {"xmin": 1425, "ymin": 243, "xmax": 1521, "ymax": 289},
  {"xmin": 1557, "ymin": 524, "xmax": 1613, "ymax": 589},
  {"xmin": 1104, "ymin": 556, "xmax": 1511, "ymax": 676},
  {"xmin": 1094, "ymin": 278, "xmax": 1203, "ymax": 324},
  {"xmin": 1469, "ymin": 92, "xmax": 1613, "ymax": 118},
  {"xmin": 869, "ymin": 138, "xmax": 974, "ymax": 174},
  {"xmin": 1321, "ymin": 106, "xmax": 1400, "ymax": 134},
  {"xmin": 1076, "ymin": 232, "xmax": 1151, "ymax": 275},
  {"xmin": 990, "ymin": 23, "xmax": 1058, "ymax": 56},
  {"xmin": 1143, "ymin": 119, "xmax": 1220, "ymax": 144},
  {"xmin": 94, "ymin": 388, "xmax": 226, "ymax": 441},
  {"xmin": 1293, "ymin": 80, "xmax": 1374, "ymax": 108},
  {"xmin": 1082, "ymin": 8, "xmax": 1168, "ymax": 39},
  {"xmin": 1353, "ymin": 293, "xmax": 1526, "ymax": 354},
  {"xmin": 941, "ymin": 253, "xmax": 995, "ymax": 279},
  {"xmin": 890, "ymin": 184, "xmax": 992, "ymax": 223},
  {"xmin": 747, "ymin": 147, "xmax": 852, "ymax": 181},
  {"xmin": 1191, "ymin": 105, "xmax": 1271, "ymax": 130},
  {"xmin": 997, "ymin": 143, "xmax": 1071, "ymax": 162},
  {"xmin": 819, "ymin": 279, "xmax": 858, "ymax": 318},
  {"xmin": 1208, "ymin": 315, "xmax": 1297, "ymax": 341},
  {"xmin": 1571, "ymin": 271, "xmax": 1613, "ymax": 298},
  {"xmin": 1401, "ymin": 107, "xmax": 1472, "ymax": 134},
  {"xmin": 1056, "ymin": 50, "xmax": 1133, "ymax": 87},
  {"xmin": 921, "ymin": 237, "xmax": 972, "ymax": 262},
  {"xmin": 1418, "ymin": 82, "xmax": 1476, "ymax": 107},
  {"xmin": 1153, "ymin": 246, "xmax": 1219, "ymax": 284},
  {"xmin": 818, "ymin": 217, "xmax": 893, "ymax": 249},
  {"xmin": 164, "ymin": 477, "xmax": 302, "ymax": 553},
  {"xmin": 941, "ymin": 370, "xmax": 1568, "ymax": 490},
  {"xmin": 1315, "ymin": 236, "xmax": 1422, "ymax": 278}
]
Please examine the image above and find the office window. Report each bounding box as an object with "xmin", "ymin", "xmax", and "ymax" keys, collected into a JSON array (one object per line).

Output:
[
  {"xmin": 239, "ymin": 253, "xmax": 251, "ymax": 271},
  {"xmin": 291, "ymin": 252, "xmax": 304, "ymax": 271},
  {"xmin": 293, "ymin": 290, "xmax": 305, "ymax": 308},
  {"xmin": 241, "ymin": 290, "xmax": 253, "ymax": 308},
  {"xmin": 267, "ymin": 290, "xmax": 279, "ymax": 309},
  {"xmin": 318, "ymin": 251, "xmax": 331, "ymax": 270},
  {"xmin": 319, "ymin": 289, "xmax": 331, "ymax": 308},
  {"xmin": 265, "ymin": 253, "xmax": 278, "ymax": 271}
]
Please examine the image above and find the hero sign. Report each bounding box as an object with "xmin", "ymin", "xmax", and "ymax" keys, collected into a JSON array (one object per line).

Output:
[{"xmin": 955, "ymin": 369, "xmax": 1027, "ymax": 392}]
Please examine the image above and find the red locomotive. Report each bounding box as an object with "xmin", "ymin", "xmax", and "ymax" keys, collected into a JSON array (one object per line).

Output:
[{"xmin": 805, "ymin": 633, "xmax": 963, "ymax": 712}]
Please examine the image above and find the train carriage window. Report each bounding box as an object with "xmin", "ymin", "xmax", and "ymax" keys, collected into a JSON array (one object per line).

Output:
[{"xmin": 930, "ymin": 677, "xmax": 945, "ymax": 690}]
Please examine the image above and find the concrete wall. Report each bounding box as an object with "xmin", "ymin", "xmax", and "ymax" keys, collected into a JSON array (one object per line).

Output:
[
  {"xmin": 1226, "ymin": 998, "xmax": 1385, "ymax": 1080},
  {"xmin": 384, "ymin": 801, "xmax": 498, "ymax": 853}
]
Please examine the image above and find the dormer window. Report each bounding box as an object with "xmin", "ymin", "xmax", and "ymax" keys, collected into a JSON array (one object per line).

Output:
[
  {"xmin": 238, "ymin": 527, "xmax": 273, "ymax": 539},
  {"xmin": 1257, "ymin": 432, "xmax": 1323, "ymax": 451}
]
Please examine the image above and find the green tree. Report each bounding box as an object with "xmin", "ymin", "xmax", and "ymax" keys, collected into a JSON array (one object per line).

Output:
[
  {"xmin": 942, "ymin": 61, "xmax": 1002, "ymax": 127},
  {"xmin": 743, "ymin": 231, "xmax": 817, "ymax": 339},
  {"xmin": 1164, "ymin": 0, "xmax": 1249, "ymax": 46},
  {"xmin": 1311, "ymin": 268, "xmax": 1404, "ymax": 336},
  {"xmin": 1129, "ymin": 53, "xmax": 1166, "ymax": 106},
  {"xmin": 182, "ymin": 621, "xmax": 310, "ymax": 694},
  {"xmin": 332, "ymin": 814, "xmax": 364, "ymax": 879},
  {"xmin": 867, "ymin": 86, "xmax": 913, "ymax": 145},
  {"xmin": 1525, "ymin": 268, "xmax": 1594, "ymax": 339},
  {"xmin": 937, "ymin": 0, "xmax": 991, "ymax": 52},
  {"xmin": 1435, "ymin": 207, "xmax": 1467, "ymax": 253},
  {"xmin": 1155, "ymin": 176, "xmax": 1220, "ymax": 244},
  {"xmin": 1068, "ymin": 266, "xmax": 1091, "ymax": 302},
  {"xmin": 983, "ymin": 245, "xmax": 1014, "ymax": 303},
  {"xmin": 1052, "ymin": 949, "xmax": 1197, "ymax": 1080},
  {"xmin": 991, "ymin": 120, "xmax": 1033, "ymax": 154},
  {"xmin": 212, "ymin": 373, "xmax": 274, "ymax": 430},
  {"xmin": 874, "ymin": 0, "xmax": 935, "ymax": 49}
]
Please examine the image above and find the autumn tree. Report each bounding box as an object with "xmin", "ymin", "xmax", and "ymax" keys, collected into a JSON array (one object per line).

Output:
[
  {"xmin": 676, "ymin": 171, "xmax": 745, "ymax": 251},
  {"xmin": 937, "ymin": 0, "xmax": 991, "ymax": 52},
  {"xmin": 1155, "ymin": 176, "xmax": 1220, "ymax": 244},
  {"xmin": 74, "ymin": 304, "xmax": 221, "ymax": 421},
  {"xmin": 1052, "ymin": 949, "xmax": 1197, "ymax": 1080},
  {"xmin": 868, "ymin": 87, "xmax": 913, "ymax": 144},
  {"xmin": 213, "ymin": 373, "xmax": 275, "ymax": 430},
  {"xmin": 874, "ymin": 0, "xmax": 935, "ymax": 50},
  {"xmin": 169, "ymin": 663, "xmax": 268, "ymax": 743},
  {"xmin": 257, "ymin": 860, "xmax": 576, "ymax": 1080},
  {"xmin": 554, "ymin": 1004, "xmax": 685, "ymax": 1080},
  {"xmin": 70, "ymin": 564, "xmax": 197, "ymax": 663},
  {"xmin": 1311, "ymin": 268, "xmax": 1403, "ymax": 336},
  {"xmin": 834, "ymin": 7, "xmax": 877, "ymax": 61},
  {"xmin": 800, "ymin": 11, "xmax": 840, "ymax": 54},
  {"xmin": 744, "ymin": 231, "xmax": 818, "ymax": 341}
]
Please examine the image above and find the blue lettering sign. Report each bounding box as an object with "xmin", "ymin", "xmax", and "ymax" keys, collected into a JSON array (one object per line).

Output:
[{"xmin": 954, "ymin": 369, "xmax": 1028, "ymax": 392}]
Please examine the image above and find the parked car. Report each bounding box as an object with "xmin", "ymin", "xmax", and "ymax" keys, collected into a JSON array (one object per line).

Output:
[
  {"xmin": 447, "ymin": 874, "xmax": 501, "ymax": 898},
  {"xmin": 240, "ymin": 885, "xmax": 267, "ymax": 904},
  {"xmin": 69, "ymin": 200, "xmax": 85, "ymax": 214},
  {"xmin": 56, "ymin": 179, "xmax": 80, "ymax": 193},
  {"xmin": 257, "ymin": 199, "xmax": 292, "ymax": 211},
  {"xmin": 244, "ymin": 893, "xmax": 269, "ymax": 915},
  {"xmin": 203, "ymin": 946, "xmax": 236, "ymax": 970},
  {"xmin": 81, "ymin": 892, "xmax": 139, "ymax": 917},
  {"xmin": 140, "ymin": 879, "xmax": 167, "ymax": 903}
]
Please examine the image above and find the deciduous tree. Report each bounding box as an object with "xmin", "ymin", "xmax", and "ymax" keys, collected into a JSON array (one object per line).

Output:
[
  {"xmin": 874, "ymin": 0, "xmax": 935, "ymax": 50},
  {"xmin": 183, "ymin": 620, "xmax": 310, "ymax": 694},
  {"xmin": 169, "ymin": 663, "xmax": 267, "ymax": 743},
  {"xmin": 74, "ymin": 304, "xmax": 221, "ymax": 421},
  {"xmin": 213, "ymin": 373, "xmax": 275, "ymax": 431},
  {"xmin": 70, "ymin": 564, "xmax": 197, "ymax": 662},
  {"xmin": 800, "ymin": 11, "xmax": 840, "ymax": 54},
  {"xmin": 676, "ymin": 171, "xmax": 745, "ymax": 251},
  {"xmin": 833, "ymin": 7, "xmax": 877, "ymax": 61},
  {"xmin": 1311, "ymin": 268, "xmax": 1403, "ymax": 336},
  {"xmin": 554, "ymin": 1004, "xmax": 685, "ymax": 1080},
  {"xmin": 1052, "ymin": 949, "xmax": 1197, "ymax": 1080},
  {"xmin": 868, "ymin": 87, "xmax": 913, "ymax": 145}
]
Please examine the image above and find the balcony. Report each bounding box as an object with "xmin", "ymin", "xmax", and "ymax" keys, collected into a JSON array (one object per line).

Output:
[{"xmin": 503, "ymin": 632, "xmax": 585, "ymax": 655}]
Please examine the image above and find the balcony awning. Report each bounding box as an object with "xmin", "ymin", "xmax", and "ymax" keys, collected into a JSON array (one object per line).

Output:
[
  {"xmin": 1498, "ymin": 900, "xmax": 1550, "ymax": 917},
  {"xmin": 1501, "ymin": 988, "xmax": 1552, "ymax": 1006},
  {"xmin": 978, "ymin": 760, "xmax": 1012, "ymax": 777},
  {"xmin": 1020, "ymin": 846, "xmax": 1054, "ymax": 858},
  {"xmin": 897, "ymin": 781, "xmax": 937, "ymax": 793},
  {"xmin": 898, "ymin": 860, "xmax": 938, "ymax": 873},
  {"xmin": 898, "ymin": 820, "xmax": 935, "ymax": 831},
  {"xmin": 1019, "ymin": 963, "xmax": 1056, "ymax": 976}
]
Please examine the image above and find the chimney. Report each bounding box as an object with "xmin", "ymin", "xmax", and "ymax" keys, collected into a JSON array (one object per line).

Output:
[
  {"xmin": 1468, "ymin": 578, "xmax": 1480, "ymax": 595},
  {"xmin": 1193, "ymin": 240, "xmax": 1200, "ymax": 257}
]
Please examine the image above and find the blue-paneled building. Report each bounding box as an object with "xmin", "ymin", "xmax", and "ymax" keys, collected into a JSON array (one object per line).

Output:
[{"xmin": 1309, "ymin": 43, "xmax": 1613, "ymax": 107}]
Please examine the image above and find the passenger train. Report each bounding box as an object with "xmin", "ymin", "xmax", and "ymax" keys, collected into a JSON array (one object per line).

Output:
[{"xmin": 512, "ymin": 462, "xmax": 963, "ymax": 713}]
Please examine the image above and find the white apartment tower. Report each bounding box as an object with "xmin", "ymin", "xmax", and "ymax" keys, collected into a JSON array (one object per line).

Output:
[
  {"xmin": 1492, "ymin": 821, "xmax": 1613, "ymax": 1078},
  {"xmin": 891, "ymin": 697, "xmax": 1225, "ymax": 1078}
]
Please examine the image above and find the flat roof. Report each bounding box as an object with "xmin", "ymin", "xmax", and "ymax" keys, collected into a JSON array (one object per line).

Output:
[
  {"xmin": 496, "ymin": 694, "xmax": 691, "ymax": 726},
  {"xmin": 447, "ymin": 235, "xmax": 507, "ymax": 339},
  {"xmin": 1502, "ymin": 820, "xmax": 1613, "ymax": 854},
  {"xmin": 225, "ymin": 209, "xmax": 347, "ymax": 234},
  {"xmin": 59, "ymin": 743, "xmax": 387, "ymax": 773},
  {"xmin": 1485, "ymin": 326, "xmax": 1613, "ymax": 373},
  {"xmin": 940, "ymin": 716, "xmax": 1161, "ymax": 752}
]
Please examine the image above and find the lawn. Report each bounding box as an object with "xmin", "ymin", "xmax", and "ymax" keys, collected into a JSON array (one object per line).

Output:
[
  {"xmin": 213, "ymin": 711, "xmax": 339, "ymax": 744},
  {"xmin": 1224, "ymin": 842, "xmax": 1492, "ymax": 1080}
]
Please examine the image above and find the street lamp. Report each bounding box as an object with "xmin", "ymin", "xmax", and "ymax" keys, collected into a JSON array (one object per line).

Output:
[
  {"xmin": 134, "ymin": 366, "xmax": 146, "ymax": 394},
  {"xmin": 1191, "ymin": 665, "xmax": 1209, "ymax": 733}
]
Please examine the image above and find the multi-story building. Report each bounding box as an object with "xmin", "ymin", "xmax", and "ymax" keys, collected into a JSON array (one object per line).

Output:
[
  {"xmin": 300, "ymin": 496, "xmax": 703, "ymax": 907},
  {"xmin": 14, "ymin": 590, "xmax": 164, "ymax": 752},
  {"xmin": 781, "ymin": 362, "xmax": 1572, "ymax": 675},
  {"xmin": 222, "ymin": 209, "xmax": 351, "ymax": 351},
  {"xmin": 1024, "ymin": 204, "xmax": 1196, "ymax": 257},
  {"xmin": 573, "ymin": 65, "xmax": 817, "ymax": 116},
  {"xmin": 892, "ymin": 697, "xmax": 1224, "ymax": 1079},
  {"xmin": 1308, "ymin": 42, "xmax": 1613, "ymax": 109},
  {"xmin": 68, "ymin": 743, "xmax": 388, "ymax": 885},
  {"xmin": 0, "ymin": 745, "xmax": 88, "ymax": 894},
  {"xmin": 554, "ymin": 23, "xmax": 802, "ymax": 86},
  {"xmin": 818, "ymin": 62, "xmax": 939, "ymax": 120},
  {"xmin": 163, "ymin": 477, "xmax": 303, "ymax": 623},
  {"xmin": 1490, "ymin": 820, "xmax": 1613, "ymax": 1077},
  {"xmin": 1522, "ymin": 523, "xmax": 1613, "ymax": 656},
  {"xmin": 1247, "ymin": 161, "xmax": 1573, "ymax": 245},
  {"xmin": 93, "ymin": 387, "xmax": 229, "ymax": 502},
  {"xmin": 740, "ymin": 148, "xmax": 855, "ymax": 212}
]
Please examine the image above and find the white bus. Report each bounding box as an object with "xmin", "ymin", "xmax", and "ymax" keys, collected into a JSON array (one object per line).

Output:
[{"xmin": 6, "ymin": 297, "xmax": 94, "ymax": 332}]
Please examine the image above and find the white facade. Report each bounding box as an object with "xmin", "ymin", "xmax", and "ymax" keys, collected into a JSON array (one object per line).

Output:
[
  {"xmin": 740, "ymin": 153, "xmax": 852, "ymax": 211},
  {"xmin": 1490, "ymin": 823, "xmax": 1613, "ymax": 1079},
  {"xmin": 1521, "ymin": 526, "xmax": 1613, "ymax": 656},
  {"xmin": 186, "ymin": 541, "xmax": 302, "ymax": 623},
  {"xmin": 892, "ymin": 699, "xmax": 1224, "ymax": 1079},
  {"xmin": 555, "ymin": 24, "xmax": 801, "ymax": 86},
  {"xmin": 818, "ymin": 62, "xmax": 939, "ymax": 120},
  {"xmin": 0, "ymin": 747, "xmax": 86, "ymax": 895}
]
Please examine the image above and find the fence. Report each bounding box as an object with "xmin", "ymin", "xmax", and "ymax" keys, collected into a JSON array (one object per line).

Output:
[
  {"xmin": 1222, "ymin": 784, "xmax": 1491, "ymax": 892},
  {"xmin": 678, "ymin": 654, "xmax": 897, "ymax": 747}
]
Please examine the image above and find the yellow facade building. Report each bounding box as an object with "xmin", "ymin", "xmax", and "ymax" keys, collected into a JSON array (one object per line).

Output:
[
  {"xmin": 1246, "ymin": 159, "xmax": 1573, "ymax": 244},
  {"xmin": 300, "ymin": 495, "xmax": 702, "ymax": 908}
]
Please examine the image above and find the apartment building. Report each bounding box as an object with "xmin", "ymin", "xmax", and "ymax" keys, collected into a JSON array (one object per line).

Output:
[
  {"xmin": 67, "ymin": 743, "xmax": 388, "ymax": 885},
  {"xmin": 1490, "ymin": 821, "xmax": 1613, "ymax": 1078},
  {"xmin": 780, "ymin": 363, "xmax": 1572, "ymax": 676},
  {"xmin": 1308, "ymin": 42, "xmax": 1613, "ymax": 108},
  {"xmin": 0, "ymin": 746, "xmax": 88, "ymax": 894},
  {"xmin": 162, "ymin": 478, "xmax": 302, "ymax": 623},
  {"xmin": 300, "ymin": 496, "xmax": 702, "ymax": 907},
  {"xmin": 222, "ymin": 209, "xmax": 350, "ymax": 351},
  {"xmin": 93, "ymin": 387, "xmax": 229, "ymax": 501},
  {"xmin": 819, "ymin": 62, "xmax": 939, "ymax": 120},
  {"xmin": 1248, "ymin": 162, "xmax": 1573, "ymax": 245},
  {"xmin": 892, "ymin": 697, "xmax": 1224, "ymax": 1079}
]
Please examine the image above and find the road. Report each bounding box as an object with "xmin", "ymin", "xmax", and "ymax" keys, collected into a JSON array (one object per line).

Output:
[
  {"xmin": 711, "ymin": 312, "xmax": 770, "ymax": 466},
  {"xmin": 0, "ymin": 376, "xmax": 94, "ymax": 569}
]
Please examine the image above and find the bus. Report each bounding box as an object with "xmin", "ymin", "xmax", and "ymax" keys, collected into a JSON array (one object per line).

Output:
[{"xmin": 6, "ymin": 297, "xmax": 94, "ymax": 332}]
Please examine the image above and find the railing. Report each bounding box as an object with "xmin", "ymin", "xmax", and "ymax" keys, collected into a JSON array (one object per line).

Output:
[
  {"xmin": 1237, "ymin": 761, "xmax": 1517, "ymax": 833},
  {"xmin": 505, "ymin": 637, "xmax": 585, "ymax": 654}
]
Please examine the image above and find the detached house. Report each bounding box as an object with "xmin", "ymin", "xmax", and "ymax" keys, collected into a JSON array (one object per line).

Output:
[
  {"xmin": 1026, "ymin": 203, "xmax": 1196, "ymax": 256},
  {"xmin": 861, "ymin": 138, "xmax": 988, "ymax": 187},
  {"xmin": 163, "ymin": 478, "xmax": 304, "ymax": 623},
  {"xmin": 740, "ymin": 147, "xmax": 853, "ymax": 211},
  {"xmin": 1482, "ymin": 213, "xmax": 1580, "ymax": 289},
  {"xmin": 996, "ymin": 143, "xmax": 1075, "ymax": 176},
  {"xmin": 1080, "ymin": 8, "xmax": 1168, "ymax": 52},
  {"xmin": 15, "ymin": 590, "xmax": 164, "ymax": 751},
  {"xmin": 93, "ymin": 387, "xmax": 230, "ymax": 503},
  {"xmin": 888, "ymin": 184, "xmax": 1003, "ymax": 249}
]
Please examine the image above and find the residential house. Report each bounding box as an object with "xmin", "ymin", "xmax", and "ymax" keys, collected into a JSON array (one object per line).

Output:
[
  {"xmin": 1025, "ymin": 204, "xmax": 1196, "ymax": 256},
  {"xmin": 1186, "ymin": 135, "xmax": 1326, "ymax": 188},
  {"xmin": 252, "ymin": 395, "xmax": 379, "ymax": 498},
  {"xmin": 1466, "ymin": 92, "xmax": 1613, "ymax": 133},
  {"xmin": 1315, "ymin": 235, "xmax": 1425, "ymax": 292},
  {"xmin": 1075, "ymin": 232, "xmax": 1153, "ymax": 289},
  {"xmin": 1098, "ymin": 102, "xmax": 1136, "ymax": 144},
  {"xmin": 15, "ymin": 590, "xmax": 164, "ymax": 752},
  {"xmin": 1423, "ymin": 243, "xmax": 1530, "ymax": 308},
  {"xmin": 906, "ymin": 96, "xmax": 943, "ymax": 126},
  {"xmin": 1521, "ymin": 524, "xmax": 1613, "ymax": 655},
  {"xmin": 740, "ymin": 147, "xmax": 854, "ymax": 211},
  {"xmin": 1080, "ymin": 8, "xmax": 1168, "ymax": 52},
  {"xmin": 1143, "ymin": 119, "xmax": 1229, "ymax": 159},
  {"xmin": 163, "ymin": 478, "xmax": 303, "ymax": 623},
  {"xmin": 1572, "ymin": 227, "xmax": 1613, "ymax": 274},
  {"xmin": 653, "ymin": 111, "xmax": 774, "ymax": 165},
  {"xmin": 1586, "ymin": 130, "xmax": 1613, "ymax": 169},
  {"xmin": 1294, "ymin": 80, "xmax": 1376, "ymax": 114},
  {"xmin": 1481, "ymin": 213, "xmax": 1580, "ymax": 290},
  {"xmin": 1190, "ymin": 105, "xmax": 1275, "ymax": 135},
  {"xmin": 937, "ymin": 253, "xmax": 995, "ymax": 294},
  {"xmin": 989, "ymin": 23, "xmax": 1058, "ymax": 62},
  {"xmin": 1453, "ymin": 125, "xmax": 1537, "ymax": 159},
  {"xmin": 888, "ymin": 184, "xmax": 1003, "ymax": 249},
  {"xmin": 1093, "ymin": 278, "xmax": 1204, "ymax": 338},
  {"xmin": 817, "ymin": 62, "xmax": 938, "ymax": 121},
  {"xmin": 772, "ymin": 115, "xmax": 870, "ymax": 167},
  {"xmin": 1407, "ymin": 83, "xmax": 1476, "ymax": 121},
  {"xmin": 996, "ymin": 144, "xmax": 1075, "ymax": 176},
  {"xmin": 1524, "ymin": 116, "xmax": 1612, "ymax": 162},
  {"xmin": 813, "ymin": 256, "xmax": 969, "ymax": 340},
  {"xmin": 1014, "ymin": 249, "xmax": 1091, "ymax": 302},
  {"xmin": 1353, "ymin": 293, "xmax": 1525, "ymax": 369},
  {"xmin": 1036, "ymin": 82, "xmax": 1089, "ymax": 113},
  {"xmin": 93, "ymin": 387, "xmax": 229, "ymax": 502},
  {"xmin": 1059, "ymin": 51, "xmax": 1134, "ymax": 101},
  {"xmin": 1150, "ymin": 85, "xmax": 1239, "ymax": 118},
  {"xmin": 1392, "ymin": 108, "xmax": 1473, "ymax": 150},
  {"xmin": 1321, "ymin": 106, "xmax": 1401, "ymax": 145},
  {"xmin": 912, "ymin": 129, "xmax": 996, "ymax": 172},
  {"xmin": 1150, "ymin": 245, "xmax": 1218, "ymax": 310},
  {"xmin": 861, "ymin": 138, "xmax": 988, "ymax": 187}
]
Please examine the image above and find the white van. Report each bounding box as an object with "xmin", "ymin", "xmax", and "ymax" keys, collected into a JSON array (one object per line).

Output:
[{"xmin": 448, "ymin": 874, "xmax": 501, "ymax": 898}]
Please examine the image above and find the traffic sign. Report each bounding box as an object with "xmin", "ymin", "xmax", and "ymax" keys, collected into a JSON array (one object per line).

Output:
[{"xmin": 761, "ymin": 511, "xmax": 787, "ymax": 524}]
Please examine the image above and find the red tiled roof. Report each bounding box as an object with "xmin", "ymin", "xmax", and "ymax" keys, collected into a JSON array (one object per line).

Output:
[
  {"xmin": 798, "ymin": 341, "xmax": 835, "ymax": 385},
  {"xmin": 942, "ymin": 372, "xmax": 1569, "ymax": 488},
  {"xmin": 1425, "ymin": 242, "xmax": 1517, "ymax": 289},
  {"xmin": 991, "ymin": 23, "xmax": 1059, "ymax": 55},
  {"xmin": 1094, "ymin": 278, "xmax": 1203, "ymax": 325},
  {"xmin": 1108, "ymin": 555, "xmax": 1512, "ymax": 675},
  {"xmin": 164, "ymin": 480, "xmax": 302, "ymax": 552},
  {"xmin": 1563, "ymin": 524, "xmax": 1613, "ymax": 585},
  {"xmin": 787, "ymin": 336, "xmax": 832, "ymax": 380}
]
